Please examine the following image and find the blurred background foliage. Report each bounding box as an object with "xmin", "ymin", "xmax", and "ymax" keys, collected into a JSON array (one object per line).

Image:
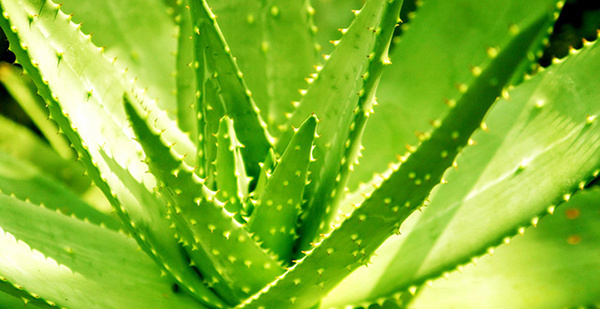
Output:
[{"xmin": 0, "ymin": 0, "xmax": 599, "ymax": 142}]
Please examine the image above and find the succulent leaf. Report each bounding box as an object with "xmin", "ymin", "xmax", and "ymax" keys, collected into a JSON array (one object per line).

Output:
[
  {"xmin": 411, "ymin": 187, "xmax": 600, "ymax": 308},
  {"xmin": 98, "ymin": 149, "xmax": 226, "ymax": 307},
  {"xmin": 325, "ymin": 26, "xmax": 600, "ymax": 309},
  {"xmin": 352, "ymin": 0, "xmax": 561, "ymax": 188},
  {"xmin": 0, "ymin": 0, "xmax": 217, "ymax": 303},
  {"xmin": 248, "ymin": 115, "xmax": 317, "ymax": 263},
  {"xmin": 319, "ymin": 0, "xmax": 410, "ymax": 248},
  {"xmin": 125, "ymin": 98, "xmax": 285, "ymax": 304},
  {"xmin": 189, "ymin": 0, "xmax": 272, "ymax": 178},
  {"xmin": 58, "ymin": 0, "xmax": 179, "ymax": 121},
  {"xmin": 0, "ymin": 150, "xmax": 121, "ymax": 231},
  {"xmin": 175, "ymin": 0, "xmax": 198, "ymax": 136},
  {"xmin": 238, "ymin": 10, "xmax": 550, "ymax": 309},
  {"xmin": 0, "ymin": 193, "xmax": 202, "ymax": 309},
  {"xmin": 0, "ymin": 63, "xmax": 72, "ymax": 159},
  {"xmin": 288, "ymin": 0, "xmax": 405, "ymax": 255},
  {"xmin": 215, "ymin": 116, "xmax": 250, "ymax": 222},
  {"xmin": 341, "ymin": 33, "xmax": 600, "ymax": 305},
  {"xmin": 0, "ymin": 114, "xmax": 91, "ymax": 195}
]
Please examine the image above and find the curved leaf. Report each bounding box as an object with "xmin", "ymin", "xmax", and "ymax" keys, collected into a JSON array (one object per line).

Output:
[
  {"xmin": 248, "ymin": 116, "xmax": 316, "ymax": 263},
  {"xmin": 411, "ymin": 188, "xmax": 600, "ymax": 308},
  {"xmin": 290, "ymin": 0, "xmax": 404, "ymax": 254},
  {"xmin": 351, "ymin": 0, "xmax": 560, "ymax": 188},
  {"xmin": 0, "ymin": 114, "xmax": 90, "ymax": 195},
  {"xmin": 0, "ymin": 63, "xmax": 72, "ymax": 159},
  {"xmin": 0, "ymin": 193, "xmax": 201, "ymax": 309},
  {"xmin": 189, "ymin": 0, "xmax": 272, "ymax": 178},
  {"xmin": 241, "ymin": 11, "xmax": 552, "ymax": 309},
  {"xmin": 125, "ymin": 99, "xmax": 284, "ymax": 304},
  {"xmin": 324, "ymin": 33, "xmax": 600, "ymax": 307},
  {"xmin": 59, "ymin": 0, "xmax": 179, "ymax": 119},
  {"xmin": 0, "ymin": 0, "xmax": 216, "ymax": 303},
  {"xmin": 0, "ymin": 150, "xmax": 121, "ymax": 231}
]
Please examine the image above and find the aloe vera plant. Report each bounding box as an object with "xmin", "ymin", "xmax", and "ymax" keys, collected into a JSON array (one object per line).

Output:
[{"xmin": 0, "ymin": 0, "xmax": 600, "ymax": 308}]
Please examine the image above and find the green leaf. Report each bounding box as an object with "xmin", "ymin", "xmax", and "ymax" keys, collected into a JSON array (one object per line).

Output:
[
  {"xmin": 175, "ymin": 0, "xmax": 198, "ymax": 136},
  {"xmin": 311, "ymin": 0, "xmax": 362, "ymax": 55},
  {"xmin": 248, "ymin": 116, "xmax": 317, "ymax": 263},
  {"xmin": 0, "ymin": 114, "xmax": 91, "ymax": 195},
  {"xmin": 411, "ymin": 188, "xmax": 600, "ymax": 308},
  {"xmin": 288, "ymin": 0, "xmax": 405, "ymax": 254},
  {"xmin": 257, "ymin": 0, "xmax": 319, "ymax": 137},
  {"xmin": 189, "ymin": 1, "xmax": 272, "ymax": 178},
  {"xmin": 100, "ymin": 148, "xmax": 227, "ymax": 307},
  {"xmin": 324, "ymin": 31, "xmax": 600, "ymax": 309},
  {"xmin": 206, "ymin": 0, "xmax": 318, "ymax": 138},
  {"xmin": 376, "ymin": 37, "xmax": 600, "ymax": 301},
  {"xmin": 351, "ymin": 0, "xmax": 560, "ymax": 188},
  {"xmin": 0, "ymin": 280, "xmax": 55, "ymax": 308},
  {"xmin": 239, "ymin": 10, "xmax": 551, "ymax": 309},
  {"xmin": 0, "ymin": 193, "xmax": 202, "ymax": 309},
  {"xmin": 201, "ymin": 77, "xmax": 227, "ymax": 188},
  {"xmin": 0, "ymin": 0, "xmax": 216, "ymax": 303},
  {"xmin": 251, "ymin": 148, "xmax": 277, "ymax": 203},
  {"xmin": 58, "ymin": 0, "xmax": 179, "ymax": 120},
  {"xmin": 103, "ymin": 135, "xmax": 238, "ymax": 306},
  {"xmin": 125, "ymin": 98, "xmax": 284, "ymax": 304},
  {"xmin": 215, "ymin": 116, "xmax": 249, "ymax": 222},
  {"xmin": 0, "ymin": 150, "xmax": 121, "ymax": 231},
  {"xmin": 0, "ymin": 63, "xmax": 72, "ymax": 159},
  {"xmin": 204, "ymin": 0, "xmax": 266, "ymax": 126}
]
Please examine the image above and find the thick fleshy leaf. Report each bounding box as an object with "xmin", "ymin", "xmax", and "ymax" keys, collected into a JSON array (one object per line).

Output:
[
  {"xmin": 97, "ymin": 148, "xmax": 228, "ymax": 306},
  {"xmin": 0, "ymin": 193, "xmax": 201, "ymax": 309},
  {"xmin": 0, "ymin": 0, "xmax": 217, "ymax": 303},
  {"xmin": 59, "ymin": 0, "xmax": 178, "ymax": 120},
  {"xmin": 351, "ymin": 0, "xmax": 561, "ymax": 188},
  {"xmin": 125, "ymin": 99, "xmax": 284, "ymax": 304},
  {"xmin": 207, "ymin": 0, "xmax": 318, "ymax": 137},
  {"xmin": 239, "ymin": 11, "xmax": 551, "ymax": 309},
  {"xmin": 215, "ymin": 116, "xmax": 249, "ymax": 222},
  {"xmin": 0, "ymin": 150, "xmax": 121, "ymax": 231},
  {"xmin": 0, "ymin": 63, "xmax": 72, "ymax": 159},
  {"xmin": 0, "ymin": 114, "xmax": 91, "ymax": 195},
  {"xmin": 323, "ymin": 32, "xmax": 600, "ymax": 308},
  {"xmin": 248, "ymin": 116, "xmax": 316, "ymax": 263},
  {"xmin": 289, "ymin": 0, "xmax": 404, "ymax": 254},
  {"xmin": 189, "ymin": 0, "xmax": 272, "ymax": 178},
  {"xmin": 411, "ymin": 188, "xmax": 600, "ymax": 308}
]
